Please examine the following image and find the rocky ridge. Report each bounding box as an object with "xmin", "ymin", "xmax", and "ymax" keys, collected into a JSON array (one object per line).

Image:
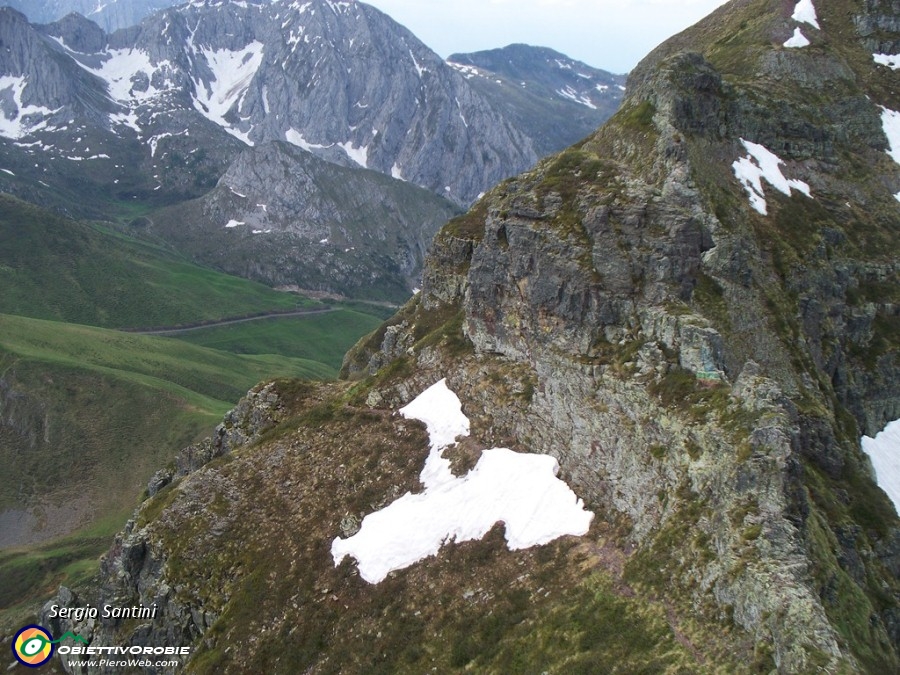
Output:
[{"xmin": 43, "ymin": 0, "xmax": 900, "ymax": 673}]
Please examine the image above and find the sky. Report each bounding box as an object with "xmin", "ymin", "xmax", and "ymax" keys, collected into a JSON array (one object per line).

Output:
[{"xmin": 363, "ymin": 0, "xmax": 731, "ymax": 74}]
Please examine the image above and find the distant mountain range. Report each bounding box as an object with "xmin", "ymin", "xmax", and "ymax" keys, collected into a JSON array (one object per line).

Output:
[
  {"xmin": 448, "ymin": 44, "xmax": 626, "ymax": 157},
  {"xmin": 0, "ymin": 0, "xmax": 625, "ymax": 300}
]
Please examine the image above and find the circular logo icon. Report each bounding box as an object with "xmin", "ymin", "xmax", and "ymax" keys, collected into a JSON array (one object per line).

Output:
[{"xmin": 12, "ymin": 625, "xmax": 54, "ymax": 668}]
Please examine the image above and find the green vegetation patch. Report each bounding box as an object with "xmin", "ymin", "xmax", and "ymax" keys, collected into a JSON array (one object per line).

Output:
[
  {"xmin": 169, "ymin": 308, "xmax": 384, "ymax": 371},
  {"xmin": 0, "ymin": 194, "xmax": 309, "ymax": 330}
]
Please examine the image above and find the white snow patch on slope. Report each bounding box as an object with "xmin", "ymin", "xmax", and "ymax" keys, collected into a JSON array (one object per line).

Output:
[
  {"xmin": 225, "ymin": 219, "xmax": 244, "ymax": 228},
  {"xmin": 391, "ymin": 163, "xmax": 405, "ymax": 181},
  {"xmin": 409, "ymin": 50, "xmax": 426, "ymax": 77},
  {"xmin": 446, "ymin": 61, "xmax": 480, "ymax": 79},
  {"xmin": 874, "ymin": 54, "xmax": 900, "ymax": 70},
  {"xmin": 732, "ymin": 139, "xmax": 811, "ymax": 215},
  {"xmin": 862, "ymin": 419, "xmax": 900, "ymax": 514},
  {"xmin": 337, "ymin": 140, "xmax": 368, "ymax": 168},
  {"xmin": 331, "ymin": 379, "xmax": 594, "ymax": 584},
  {"xmin": 82, "ymin": 49, "xmax": 162, "ymax": 101},
  {"xmin": 791, "ymin": 0, "xmax": 820, "ymax": 29},
  {"xmin": 880, "ymin": 107, "xmax": 900, "ymax": 164},
  {"xmin": 286, "ymin": 129, "xmax": 332, "ymax": 151},
  {"xmin": 784, "ymin": 28, "xmax": 810, "ymax": 48},
  {"xmin": 192, "ymin": 41, "xmax": 264, "ymax": 145},
  {"xmin": 0, "ymin": 76, "xmax": 58, "ymax": 140},
  {"xmin": 879, "ymin": 107, "xmax": 900, "ymax": 202},
  {"xmin": 110, "ymin": 111, "xmax": 140, "ymax": 133},
  {"xmin": 556, "ymin": 86, "xmax": 597, "ymax": 109}
]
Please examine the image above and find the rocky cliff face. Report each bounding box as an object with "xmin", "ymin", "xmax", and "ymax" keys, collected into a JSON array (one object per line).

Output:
[
  {"xmin": 50, "ymin": 1, "xmax": 900, "ymax": 673},
  {"xmin": 149, "ymin": 141, "xmax": 459, "ymax": 301}
]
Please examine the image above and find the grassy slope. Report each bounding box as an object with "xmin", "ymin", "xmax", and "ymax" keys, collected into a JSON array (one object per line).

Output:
[
  {"xmin": 170, "ymin": 309, "xmax": 385, "ymax": 371},
  {"xmin": 0, "ymin": 314, "xmax": 335, "ymax": 622},
  {"xmin": 0, "ymin": 194, "xmax": 311, "ymax": 330}
]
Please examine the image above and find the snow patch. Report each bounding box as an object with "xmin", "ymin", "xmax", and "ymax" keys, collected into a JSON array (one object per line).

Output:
[
  {"xmin": 874, "ymin": 54, "xmax": 900, "ymax": 70},
  {"xmin": 409, "ymin": 50, "xmax": 426, "ymax": 78},
  {"xmin": 331, "ymin": 380, "xmax": 594, "ymax": 584},
  {"xmin": 1, "ymin": 169, "xmax": 14, "ymax": 176},
  {"xmin": 225, "ymin": 220, "xmax": 245, "ymax": 228},
  {"xmin": 285, "ymin": 128, "xmax": 332, "ymax": 151},
  {"xmin": 79, "ymin": 49, "xmax": 172, "ymax": 102},
  {"xmin": 0, "ymin": 76, "xmax": 59, "ymax": 140},
  {"xmin": 732, "ymin": 139, "xmax": 812, "ymax": 216},
  {"xmin": 192, "ymin": 41, "xmax": 264, "ymax": 146},
  {"xmin": 556, "ymin": 86, "xmax": 597, "ymax": 110},
  {"xmin": 391, "ymin": 163, "xmax": 405, "ymax": 181},
  {"xmin": 862, "ymin": 419, "xmax": 900, "ymax": 514},
  {"xmin": 784, "ymin": 28, "xmax": 810, "ymax": 48},
  {"xmin": 791, "ymin": 0, "xmax": 820, "ymax": 30},
  {"xmin": 337, "ymin": 140, "xmax": 368, "ymax": 168},
  {"xmin": 447, "ymin": 61, "xmax": 480, "ymax": 79},
  {"xmin": 109, "ymin": 111, "xmax": 141, "ymax": 133},
  {"xmin": 880, "ymin": 107, "xmax": 900, "ymax": 165}
]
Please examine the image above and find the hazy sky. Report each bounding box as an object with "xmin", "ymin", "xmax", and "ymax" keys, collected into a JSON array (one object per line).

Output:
[{"xmin": 362, "ymin": 0, "xmax": 731, "ymax": 73}]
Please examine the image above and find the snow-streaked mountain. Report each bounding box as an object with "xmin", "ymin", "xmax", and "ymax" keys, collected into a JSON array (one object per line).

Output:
[
  {"xmin": 1, "ymin": 0, "xmax": 540, "ymax": 206},
  {"xmin": 448, "ymin": 44, "xmax": 626, "ymax": 156}
]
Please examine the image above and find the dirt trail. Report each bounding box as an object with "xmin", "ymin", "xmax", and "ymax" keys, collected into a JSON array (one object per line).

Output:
[{"xmin": 128, "ymin": 307, "xmax": 337, "ymax": 335}]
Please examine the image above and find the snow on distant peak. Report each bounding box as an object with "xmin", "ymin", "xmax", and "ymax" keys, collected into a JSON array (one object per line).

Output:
[
  {"xmin": 409, "ymin": 50, "xmax": 427, "ymax": 78},
  {"xmin": 791, "ymin": 0, "xmax": 820, "ymax": 30},
  {"xmin": 446, "ymin": 61, "xmax": 481, "ymax": 80},
  {"xmin": 326, "ymin": 0, "xmax": 352, "ymax": 13},
  {"xmin": 192, "ymin": 41, "xmax": 264, "ymax": 146},
  {"xmin": 784, "ymin": 28, "xmax": 810, "ymax": 48},
  {"xmin": 556, "ymin": 86, "xmax": 597, "ymax": 110},
  {"xmin": 874, "ymin": 54, "xmax": 900, "ymax": 70},
  {"xmin": 337, "ymin": 140, "xmax": 368, "ymax": 168},
  {"xmin": 285, "ymin": 128, "xmax": 333, "ymax": 152},
  {"xmin": 732, "ymin": 139, "xmax": 812, "ymax": 215},
  {"xmin": 79, "ymin": 49, "xmax": 173, "ymax": 103},
  {"xmin": 331, "ymin": 379, "xmax": 593, "ymax": 584},
  {"xmin": 862, "ymin": 419, "xmax": 900, "ymax": 514},
  {"xmin": 0, "ymin": 76, "xmax": 59, "ymax": 140}
]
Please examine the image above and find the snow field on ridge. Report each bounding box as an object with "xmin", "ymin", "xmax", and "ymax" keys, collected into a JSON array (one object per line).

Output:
[{"xmin": 331, "ymin": 379, "xmax": 594, "ymax": 584}]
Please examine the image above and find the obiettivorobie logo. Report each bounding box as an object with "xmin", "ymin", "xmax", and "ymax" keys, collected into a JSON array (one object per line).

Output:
[
  {"xmin": 12, "ymin": 624, "xmax": 191, "ymax": 669},
  {"xmin": 12, "ymin": 625, "xmax": 88, "ymax": 668}
]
